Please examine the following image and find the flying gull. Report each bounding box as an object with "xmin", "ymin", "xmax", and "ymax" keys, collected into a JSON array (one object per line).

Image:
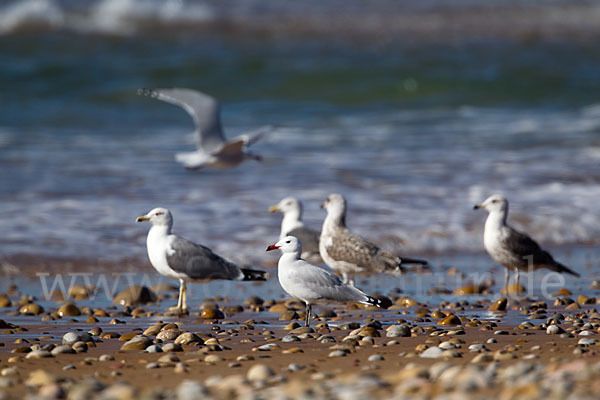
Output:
[
  {"xmin": 269, "ymin": 197, "xmax": 322, "ymax": 263},
  {"xmin": 320, "ymin": 193, "xmax": 428, "ymax": 286},
  {"xmin": 474, "ymin": 194, "xmax": 579, "ymax": 294},
  {"xmin": 266, "ymin": 236, "xmax": 381, "ymax": 327},
  {"xmin": 137, "ymin": 207, "xmax": 268, "ymax": 314},
  {"xmin": 138, "ymin": 88, "xmax": 270, "ymax": 169}
]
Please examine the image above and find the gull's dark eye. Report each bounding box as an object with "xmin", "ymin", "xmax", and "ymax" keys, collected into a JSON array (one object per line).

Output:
[
  {"xmin": 155, "ymin": 212, "xmax": 164, "ymax": 216},
  {"xmin": 286, "ymin": 240, "xmax": 291, "ymax": 244}
]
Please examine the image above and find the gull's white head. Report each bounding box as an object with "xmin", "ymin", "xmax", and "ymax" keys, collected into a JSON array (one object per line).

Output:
[
  {"xmin": 321, "ymin": 193, "xmax": 346, "ymax": 218},
  {"xmin": 269, "ymin": 197, "xmax": 302, "ymax": 216},
  {"xmin": 136, "ymin": 207, "xmax": 173, "ymax": 227},
  {"xmin": 266, "ymin": 236, "xmax": 302, "ymax": 256},
  {"xmin": 474, "ymin": 194, "xmax": 508, "ymax": 214}
]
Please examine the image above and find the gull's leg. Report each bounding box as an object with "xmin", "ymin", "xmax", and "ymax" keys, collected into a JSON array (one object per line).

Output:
[
  {"xmin": 168, "ymin": 280, "xmax": 184, "ymax": 314},
  {"xmin": 342, "ymin": 272, "xmax": 349, "ymax": 285},
  {"xmin": 305, "ymin": 303, "xmax": 312, "ymax": 327},
  {"xmin": 515, "ymin": 268, "xmax": 520, "ymax": 291},
  {"xmin": 504, "ymin": 268, "xmax": 509, "ymax": 294},
  {"xmin": 349, "ymin": 276, "xmax": 355, "ymax": 287},
  {"xmin": 181, "ymin": 281, "xmax": 188, "ymax": 312}
]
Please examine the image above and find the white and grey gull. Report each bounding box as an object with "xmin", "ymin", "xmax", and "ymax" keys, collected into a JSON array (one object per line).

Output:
[
  {"xmin": 269, "ymin": 196, "xmax": 322, "ymax": 263},
  {"xmin": 266, "ymin": 236, "xmax": 381, "ymax": 327},
  {"xmin": 474, "ymin": 194, "xmax": 579, "ymax": 293},
  {"xmin": 138, "ymin": 88, "xmax": 270, "ymax": 169},
  {"xmin": 319, "ymin": 193, "xmax": 428, "ymax": 286},
  {"xmin": 137, "ymin": 207, "xmax": 268, "ymax": 314}
]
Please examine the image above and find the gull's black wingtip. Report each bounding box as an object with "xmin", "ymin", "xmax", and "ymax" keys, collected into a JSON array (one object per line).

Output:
[
  {"xmin": 241, "ymin": 268, "xmax": 269, "ymax": 281},
  {"xmin": 366, "ymin": 295, "xmax": 383, "ymax": 308},
  {"xmin": 137, "ymin": 88, "xmax": 158, "ymax": 98}
]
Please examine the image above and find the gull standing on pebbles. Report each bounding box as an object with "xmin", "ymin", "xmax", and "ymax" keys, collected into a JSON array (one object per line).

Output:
[
  {"xmin": 138, "ymin": 88, "xmax": 270, "ymax": 169},
  {"xmin": 474, "ymin": 194, "xmax": 579, "ymax": 293},
  {"xmin": 137, "ymin": 207, "xmax": 268, "ymax": 314},
  {"xmin": 266, "ymin": 236, "xmax": 381, "ymax": 327},
  {"xmin": 320, "ymin": 194, "xmax": 428, "ymax": 286},
  {"xmin": 269, "ymin": 197, "xmax": 322, "ymax": 263}
]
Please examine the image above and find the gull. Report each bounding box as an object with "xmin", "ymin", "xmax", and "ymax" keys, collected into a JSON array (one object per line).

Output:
[
  {"xmin": 266, "ymin": 236, "xmax": 381, "ymax": 327},
  {"xmin": 138, "ymin": 88, "xmax": 269, "ymax": 169},
  {"xmin": 269, "ymin": 197, "xmax": 322, "ymax": 263},
  {"xmin": 474, "ymin": 194, "xmax": 579, "ymax": 294},
  {"xmin": 320, "ymin": 193, "xmax": 428, "ymax": 286},
  {"xmin": 137, "ymin": 207, "xmax": 268, "ymax": 314}
]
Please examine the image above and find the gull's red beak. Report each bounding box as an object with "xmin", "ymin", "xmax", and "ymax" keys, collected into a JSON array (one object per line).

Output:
[{"xmin": 266, "ymin": 244, "xmax": 280, "ymax": 251}]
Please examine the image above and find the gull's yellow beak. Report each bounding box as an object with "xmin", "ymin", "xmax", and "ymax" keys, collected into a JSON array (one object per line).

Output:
[
  {"xmin": 268, "ymin": 205, "xmax": 280, "ymax": 213},
  {"xmin": 136, "ymin": 215, "xmax": 150, "ymax": 222}
]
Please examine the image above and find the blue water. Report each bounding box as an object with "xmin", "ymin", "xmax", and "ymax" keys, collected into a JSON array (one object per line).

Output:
[{"xmin": 1, "ymin": 1, "xmax": 600, "ymax": 274}]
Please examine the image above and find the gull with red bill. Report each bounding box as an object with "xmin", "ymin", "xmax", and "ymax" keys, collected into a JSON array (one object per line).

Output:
[{"xmin": 267, "ymin": 235, "xmax": 381, "ymax": 327}]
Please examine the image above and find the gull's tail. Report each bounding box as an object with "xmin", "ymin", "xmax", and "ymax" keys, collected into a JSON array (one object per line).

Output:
[
  {"xmin": 364, "ymin": 295, "xmax": 383, "ymax": 307},
  {"xmin": 240, "ymin": 268, "xmax": 269, "ymax": 281},
  {"xmin": 550, "ymin": 261, "xmax": 580, "ymax": 278},
  {"xmin": 399, "ymin": 256, "xmax": 429, "ymax": 266}
]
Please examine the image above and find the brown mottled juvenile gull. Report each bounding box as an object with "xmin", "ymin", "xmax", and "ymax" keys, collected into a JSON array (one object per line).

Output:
[
  {"xmin": 269, "ymin": 197, "xmax": 322, "ymax": 263},
  {"xmin": 319, "ymin": 193, "xmax": 428, "ymax": 286},
  {"xmin": 266, "ymin": 236, "xmax": 381, "ymax": 327},
  {"xmin": 474, "ymin": 194, "xmax": 579, "ymax": 293},
  {"xmin": 138, "ymin": 88, "xmax": 270, "ymax": 169},
  {"xmin": 137, "ymin": 207, "xmax": 268, "ymax": 314}
]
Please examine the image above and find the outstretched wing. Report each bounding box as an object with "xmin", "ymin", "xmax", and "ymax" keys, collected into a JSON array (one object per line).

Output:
[
  {"xmin": 231, "ymin": 125, "xmax": 271, "ymax": 149},
  {"xmin": 139, "ymin": 88, "xmax": 226, "ymax": 153},
  {"xmin": 166, "ymin": 235, "xmax": 244, "ymax": 281}
]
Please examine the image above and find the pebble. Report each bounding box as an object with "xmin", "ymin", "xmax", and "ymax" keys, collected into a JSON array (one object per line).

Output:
[
  {"xmin": 120, "ymin": 336, "xmax": 152, "ymax": 351},
  {"xmin": 57, "ymin": 303, "xmax": 81, "ymax": 317},
  {"xmin": 368, "ymin": 354, "xmax": 384, "ymax": 361},
  {"xmin": 51, "ymin": 345, "xmax": 76, "ymax": 355},
  {"xmin": 26, "ymin": 370, "xmax": 57, "ymax": 386},
  {"xmin": 287, "ymin": 363, "xmax": 305, "ymax": 371},
  {"xmin": 113, "ymin": 285, "xmax": 157, "ymax": 306},
  {"xmin": 546, "ymin": 325, "xmax": 565, "ymax": 335},
  {"xmin": 247, "ymin": 364, "xmax": 275, "ymax": 382},
  {"xmin": 99, "ymin": 354, "xmax": 115, "ymax": 361},
  {"xmin": 19, "ymin": 303, "xmax": 44, "ymax": 315},
  {"xmin": 386, "ymin": 324, "xmax": 411, "ymax": 337},
  {"xmin": 177, "ymin": 380, "xmax": 209, "ymax": 400},
  {"xmin": 175, "ymin": 332, "xmax": 202, "ymax": 345},
  {"xmin": 146, "ymin": 363, "xmax": 160, "ymax": 369},
  {"xmin": 162, "ymin": 343, "xmax": 183, "ymax": 352},
  {"xmin": 201, "ymin": 308, "xmax": 224, "ymax": 319},
  {"xmin": 144, "ymin": 345, "xmax": 163, "ymax": 353},
  {"xmin": 578, "ymin": 338, "xmax": 596, "ymax": 346},
  {"xmin": 494, "ymin": 330, "xmax": 509, "ymax": 335},
  {"xmin": 0, "ymin": 367, "xmax": 17, "ymax": 377},
  {"xmin": 438, "ymin": 314, "xmax": 462, "ymax": 326},
  {"xmin": 204, "ymin": 355, "xmax": 224, "ymax": 363},
  {"xmin": 468, "ymin": 344, "xmax": 488, "ymax": 352},
  {"xmin": 26, "ymin": 350, "xmax": 53, "ymax": 359},
  {"xmin": 281, "ymin": 335, "xmax": 300, "ymax": 343},
  {"xmin": 420, "ymin": 347, "xmax": 443, "ymax": 359},
  {"xmin": 488, "ymin": 297, "xmax": 508, "ymax": 311},
  {"xmin": 328, "ymin": 350, "xmax": 348, "ymax": 357},
  {"xmin": 157, "ymin": 329, "xmax": 183, "ymax": 341}
]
